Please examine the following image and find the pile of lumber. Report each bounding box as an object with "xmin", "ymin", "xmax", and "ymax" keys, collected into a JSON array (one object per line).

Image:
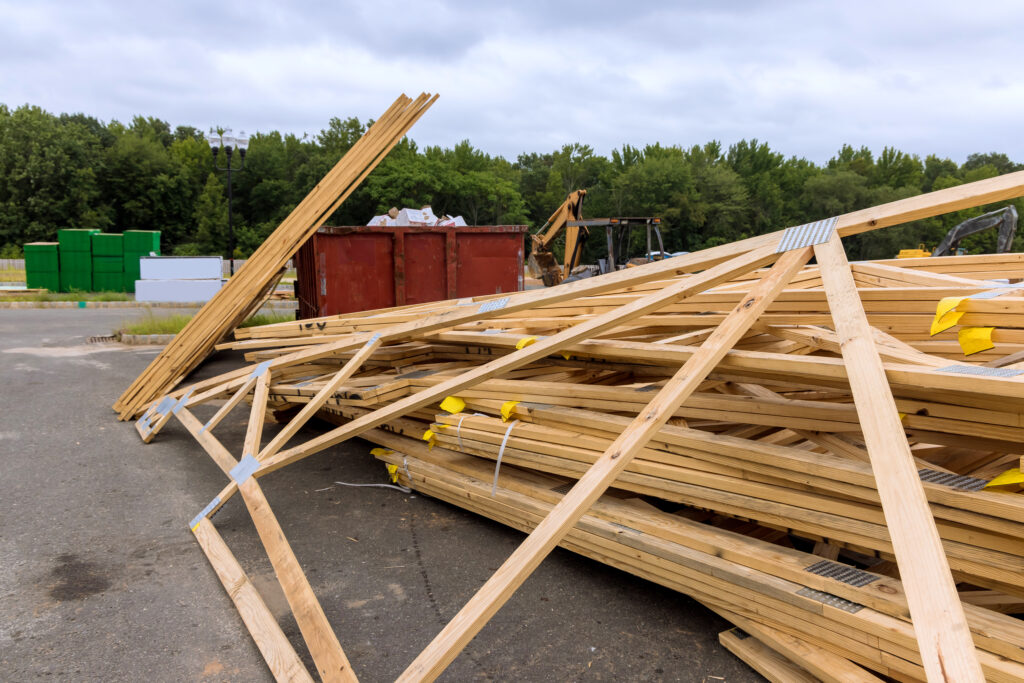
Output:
[
  {"xmin": 112, "ymin": 92, "xmax": 437, "ymax": 419},
  {"xmin": 129, "ymin": 169, "xmax": 1024, "ymax": 681}
]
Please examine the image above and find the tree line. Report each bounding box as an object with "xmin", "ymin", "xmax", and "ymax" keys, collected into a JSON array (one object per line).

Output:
[{"xmin": 1, "ymin": 102, "xmax": 1021, "ymax": 262}]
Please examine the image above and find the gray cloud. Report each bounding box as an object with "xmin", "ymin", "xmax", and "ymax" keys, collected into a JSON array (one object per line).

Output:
[{"xmin": 1, "ymin": 0, "xmax": 1022, "ymax": 164}]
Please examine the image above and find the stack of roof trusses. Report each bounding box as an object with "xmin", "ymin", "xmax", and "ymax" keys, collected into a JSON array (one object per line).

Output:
[{"xmin": 128, "ymin": 153, "xmax": 1024, "ymax": 681}]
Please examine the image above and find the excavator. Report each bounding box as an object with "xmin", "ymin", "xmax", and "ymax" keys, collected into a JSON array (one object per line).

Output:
[
  {"xmin": 897, "ymin": 205, "xmax": 1018, "ymax": 258},
  {"xmin": 526, "ymin": 189, "xmax": 588, "ymax": 286},
  {"xmin": 527, "ymin": 189, "xmax": 667, "ymax": 286}
]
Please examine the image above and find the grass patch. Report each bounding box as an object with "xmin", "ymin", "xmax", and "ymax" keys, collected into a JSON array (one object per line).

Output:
[
  {"xmin": 3, "ymin": 290, "xmax": 133, "ymax": 302},
  {"xmin": 0, "ymin": 269, "xmax": 26, "ymax": 282},
  {"xmin": 240, "ymin": 311, "xmax": 295, "ymax": 328},
  {"xmin": 119, "ymin": 309, "xmax": 294, "ymax": 337},
  {"xmin": 121, "ymin": 312, "xmax": 193, "ymax": 336}
]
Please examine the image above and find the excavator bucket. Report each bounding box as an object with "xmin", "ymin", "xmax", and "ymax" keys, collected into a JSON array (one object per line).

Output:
[{"xmin": 528, "ymin": 250, "xmax": 563, "ymax": 286}]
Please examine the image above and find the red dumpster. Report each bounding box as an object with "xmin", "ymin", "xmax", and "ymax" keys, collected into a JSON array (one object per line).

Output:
[{"xmin": 294, "ymin": 224, "xmax": 528, "ymax": 318}]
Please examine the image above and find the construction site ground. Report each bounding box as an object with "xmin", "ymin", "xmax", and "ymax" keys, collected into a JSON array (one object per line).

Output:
[{"xmin": 0, "ymin": 307, "xmax": 759, "ymax": 682}]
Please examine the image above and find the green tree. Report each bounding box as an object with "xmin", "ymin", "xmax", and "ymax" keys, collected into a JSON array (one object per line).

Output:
[
  {"xmin": 0, "ymin": 104, "xmax": 108, "ymax": 244},
  {"xmin": 192, "ymin": 173, "xmax": 229, "ymax": 255}
]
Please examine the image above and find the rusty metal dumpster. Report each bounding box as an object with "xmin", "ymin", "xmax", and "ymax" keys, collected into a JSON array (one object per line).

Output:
[{"xmin": 294, "ymin": 224, "xmax": 528, "ymax": 318}]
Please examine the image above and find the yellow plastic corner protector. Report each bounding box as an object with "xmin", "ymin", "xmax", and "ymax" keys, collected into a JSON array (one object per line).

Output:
[
  {"xmin": 958, "ymin": 327, "xmax": 995, "ymax": 356},
  {"xmin": 439, "ymin": 396, "xmax": 466, "ymax": 414}
]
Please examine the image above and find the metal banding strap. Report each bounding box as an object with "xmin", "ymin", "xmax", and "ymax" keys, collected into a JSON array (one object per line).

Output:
[
  {"xmin": 776, "ymin": 216, "xmax": 839, "ymax": 253},
  {"xmin": 479, "ymin": 329, "xmax": 503, "ymax": 335},
  {"xmin": 935, "ymin": 364, "xmax": 1024, "ymax": 378},
  {"xmin": 478, "ymin": 297, "xmax": 510, "ymax": 314},
  {"xmin": 230, "ymin": 453, "xmax": 260, "ymax": 485},
  {"xmin": 365, "ymin": 332, "xmax": 382, "ymax": 346},
  {"xmin": 189, "ymin": 496, "xmax": 222, "ymax": 530},
  {"xmin": 795, "ymin": 587, "xmax": 864, "ymax": 614},
  {"xmin": 804, "ymin": 559, "xmax": 879, "ymax": 587},
  {"xmin": 918, "ymin": 468, "xmax": 988, "ymax": 492}
]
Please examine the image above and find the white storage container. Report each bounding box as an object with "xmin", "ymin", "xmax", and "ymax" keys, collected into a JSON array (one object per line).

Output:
[
  {"xmin": 135, "ymin": 278, "xmax": 224, "ymax": 303},
  {"xmin": 140, "ymin": 256, "xmax": 223, "ymax": 280}
]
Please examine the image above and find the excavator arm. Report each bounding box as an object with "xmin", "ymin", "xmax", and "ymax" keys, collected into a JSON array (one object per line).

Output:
[
  {"xmin": 527, "ymin": 189, "xmax": 587, "ymax": 286},
  {"xmin": 932, "ymin": 205, "xmax": 1018, "ymax": 256}
]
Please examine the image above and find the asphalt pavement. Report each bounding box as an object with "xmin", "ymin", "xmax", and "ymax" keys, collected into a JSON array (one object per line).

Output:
[{"xmin": 0, "ymin": 307, "xmax": 760, "ymax": 682}]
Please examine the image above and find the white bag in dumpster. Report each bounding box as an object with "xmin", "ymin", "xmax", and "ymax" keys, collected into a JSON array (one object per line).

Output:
[{"xmin": 368, "ymin": 206, "xmax": 466, "ymax": 227}]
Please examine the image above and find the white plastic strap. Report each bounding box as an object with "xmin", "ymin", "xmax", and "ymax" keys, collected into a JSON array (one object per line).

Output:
[
  {"xmin": 456, "ymin": 412, "xmax": 487, "ymax": 449},
  {"xmin": 491, "ymin": 420, "xmax": 519, "ymax": 496}
]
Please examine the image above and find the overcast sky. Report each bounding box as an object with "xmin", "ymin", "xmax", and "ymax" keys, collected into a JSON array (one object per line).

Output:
[{"xmin": 3, "ymin": 1, "xmax": 1022, "ymax": 164}]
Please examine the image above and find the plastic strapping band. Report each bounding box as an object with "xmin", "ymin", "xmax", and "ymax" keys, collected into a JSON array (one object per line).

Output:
[
  {"xmin": 491, "ymin": 420, "xmax": 519, "ymax": 496},
  {"xmin": 480, "ymin": 329, "xmax": 503, "ymax": 335},
  {"xmin": 248, "ymin": 360, "xmax": 272, "ymax": 379},
  {"xmin": 189, "ymin": 496, "xmax": 222, "ymax": 531},
  {"xmin": 366, "ymin": 332, "xmax": 382, "ymax": 346},
  {"xmin": 456, "ymin": 412, "xmax": 487, "ymax": 449},
  {"xmin": 934, "ymin": 364, "xmax": 1024, "ymax": 378},
  {"xmin": 172, "ymin": 388, "xmax": 194, "ymax": 415},
  {"xmin": 230, "ymin": 453, "xmax": 260, "ymax": 485},
  {"xmin": 775, "ymin": 216, "xmax": 838, "ymax": 252},
  {"xmin": 478, "ymin": 297, "xmax": 509, "ymax": 314}
]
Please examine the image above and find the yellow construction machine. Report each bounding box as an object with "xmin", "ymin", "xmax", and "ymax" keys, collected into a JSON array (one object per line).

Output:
[
  {"xmin": 897, "ymin": 206, "xmax": 1018, "ymax": 258},
  {"xmin": 526, "ymin": 189, "xmax": 588, "ymax": 286}
]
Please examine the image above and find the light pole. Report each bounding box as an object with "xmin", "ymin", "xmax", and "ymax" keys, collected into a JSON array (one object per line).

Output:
[{"xmin": 206, "ymin": 128, "xmax": 249, "ymax": 276}]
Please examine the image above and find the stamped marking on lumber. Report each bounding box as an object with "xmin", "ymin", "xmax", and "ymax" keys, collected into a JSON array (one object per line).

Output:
[
  {"xmin": 776, "ymin": 217, "xmax": 838, "ymax": 252},
  {"xmin": 918, "ymin": 468, "xmax": 989, "ymax": 492},
  {"xmin": 935, "ymin": 364, "xmax": 1024, "ymax": 378},
  {"xmin": 803, "ymin": 560, "xmax": 879, "ymax": 588},
  {"xmin": 795, "ymin": 587, "xmax": 864, "ymax": 614}
]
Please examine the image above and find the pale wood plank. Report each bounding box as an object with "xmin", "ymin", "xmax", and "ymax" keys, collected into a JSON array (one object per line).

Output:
[{"xmin": 814, "ymin": 231, "xmax": 983, "ymax": 682}]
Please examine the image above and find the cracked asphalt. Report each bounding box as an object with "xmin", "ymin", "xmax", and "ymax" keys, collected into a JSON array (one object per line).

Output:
[{"xmin": 0, "ymin": 307, "xmax": 760, "ymax": 682}]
